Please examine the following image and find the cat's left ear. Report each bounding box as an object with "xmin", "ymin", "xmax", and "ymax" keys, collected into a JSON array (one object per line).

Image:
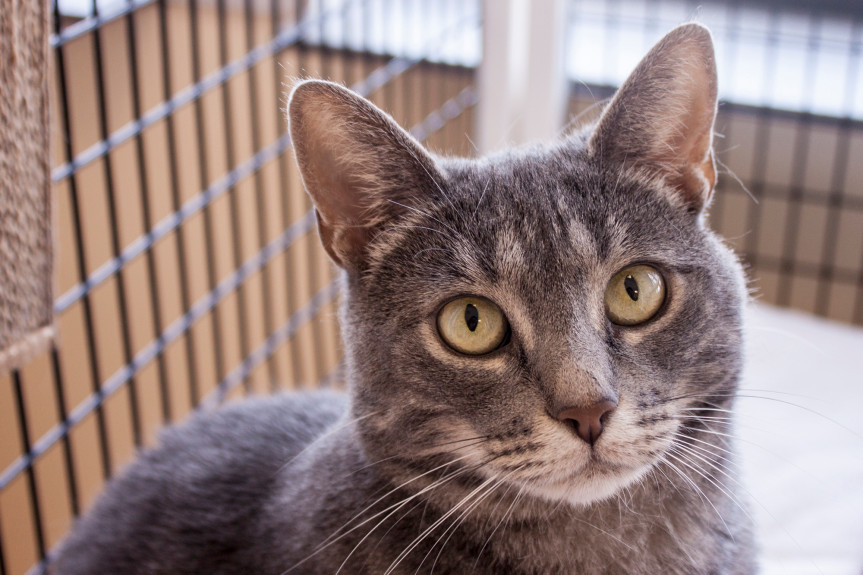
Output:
[
  {"xmin": 288, "ymin": 80, "xmax": 443, "ymax": 272},
  {"xmin": 588, "ymin": 23, "xmax": 718, "ymax": 213}
]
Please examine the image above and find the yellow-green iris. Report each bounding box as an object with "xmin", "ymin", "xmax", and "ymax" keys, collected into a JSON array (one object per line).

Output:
[
  {"xmin": 437, "ymin": 297, "xmax": 508, "ymax": 355},
  {"xmin": 605, "ymin": 265, "xmax": 666, "ymax": 325}
]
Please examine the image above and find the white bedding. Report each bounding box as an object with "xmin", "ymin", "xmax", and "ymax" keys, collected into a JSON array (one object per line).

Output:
[{"xmin": 739, "ymin": 304, "xmax": 863, "ymax": 575}]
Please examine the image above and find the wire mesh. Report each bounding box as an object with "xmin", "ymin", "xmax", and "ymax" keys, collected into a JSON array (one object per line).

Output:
[
  {"xmin": 0, "ymin": 1, "xmax": 479, "ymax": 573},
  {"xmin": 567, "ymin": 0, "xmax": 863, "ymax": 326}
]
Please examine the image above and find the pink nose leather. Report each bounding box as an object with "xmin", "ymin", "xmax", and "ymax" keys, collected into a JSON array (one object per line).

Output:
[{"xmin": 556, "ymin": 400, "xmax": 617, "ymax": 445}]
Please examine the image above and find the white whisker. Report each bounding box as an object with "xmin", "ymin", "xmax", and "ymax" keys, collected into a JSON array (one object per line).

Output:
[
  {"xmin": 670, "ymin": 439, "xmax": 825, "ymax": 575},
  {"xmin": 329, "ymin": 463, "xmax": 478, "ymax": 575},
  {"xmin": 472, "ymin": 177, "xmax": 492, "ymax": 219},
  {"xmin": 275, "ymin": 411, "xmax": 378, "ymax": 477},
  {"xmin": 283, "ymin": 456, "xmax": 476, "ymax": 574},
  {"xmin": 383, "ymin": 475, "xmax": 501, "ymax": 575},
  {"xmin": 471, "ymin": 482, "xmax": 525, "ymax": 571},
  {"xmin": 425, "ymin": 471, "xmax": 515, "ymax": 575}
]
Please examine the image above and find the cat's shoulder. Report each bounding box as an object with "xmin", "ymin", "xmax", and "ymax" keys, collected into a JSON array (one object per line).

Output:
[
  {"xmin": 53, "ymin": 390, "xmax": 349, "ymax": 575},
  {"xmin": 90, "ymin": 389, "xmax": 349, "ymax": 490},
  {"xmin": 158, "ymin": 389, "xmax": 349, "ymax": 454}
]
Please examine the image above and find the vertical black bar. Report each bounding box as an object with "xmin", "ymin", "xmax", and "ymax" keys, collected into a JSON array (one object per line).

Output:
[
  {"xmin": 0, "ymin": 520, "xmax": 6, "ymax": 575},
  {"xmin": 124, "ymin": 0, "xmax": 173, "ymax": 425},
  {"xmin": 189, "ymin": 0, "xmax": 229, "ymax": 390},
  {"xmin": 53, "ymin": 1, "xmax": 113, "ymax": 480},
  {"xmin": 775, "ymin": 15, "xmax": 821, "ymax": 308},
  {"xmin": 815, "ymin": 18, "xmax": 861, "ymax": 316},
  {"xmin": 272, "ymin": 0, "xmax": 304, "ymax": 390},
  {"xmin": 244, "ymin": 0, "xmax": 280, "ymax": 388},
  {"xmin": 856, "ymin": 243, "xmax": 863, "ymax": 325},
  {"xmin": 742, "ymin": 11, "xmax": 782, "ymax": 280},
  {"xmin": 90, "ymin": 0, "xmax": 144, "ymax": 447},
  {"xmin": 852, "ymin": 23, "xmax": 863, "ymax": 324},
  {"xmin": 294, "ymin": 0, "xmax": 313, "ymax": 386},
  {"xmin": 813, "ymin": 115, "xmax": 853, "ymax": 314},
  {"xmin": 0, "ymin": 503, "xmax": 7, "ymax": 575},
  {"xmin": 307, "ymin": 0, "xmax": 328, "ymax": 382},
  {"xmin": 710, "ymin": 0, "xmax": 742, "ymax": 229},
  {"xmin": 50, "ymin": 348, "xmax": 80, "ymax": 518},
  {"xmin": 216, "ymin": 0, "xmax": 253, "ymax": 394},
  {"xmin": 12, "ymin": 371, "xmax": 47, "ymax": 566},
  {"xmin": 158, "ymin": 0, "xmax": 201, "ymax": 410},
  {"xmin": 50, "ymin": 0, "xmax": 82, "ymax": 529}
]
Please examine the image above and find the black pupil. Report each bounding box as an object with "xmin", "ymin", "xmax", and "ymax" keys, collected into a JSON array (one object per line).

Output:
[
  {"xmin": 465, "ymin": 304, "xmax": 479, "ymax": 331},
  {"xmin": 624, "ymin": 275, "xmax": 639, "ymax": 301}
]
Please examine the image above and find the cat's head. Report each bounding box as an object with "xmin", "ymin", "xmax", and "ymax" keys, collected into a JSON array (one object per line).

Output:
[{"xmin": 289, "ymin": 23, "xmax": 746, "ymax": 507}]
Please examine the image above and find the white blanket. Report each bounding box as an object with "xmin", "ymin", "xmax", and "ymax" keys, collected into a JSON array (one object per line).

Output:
[{"xmin": 740, "ymin": 304, "xmax": 863, "ymax": 575}]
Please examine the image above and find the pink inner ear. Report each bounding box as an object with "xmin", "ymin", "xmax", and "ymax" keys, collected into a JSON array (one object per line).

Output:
[
  {"xmin": 316, "ymin": 210, "xmax": 374, "ymax": 270},
  {"xmin": 657, "ymin": 75, "xmax": 717, "ymax": 206},
  {"xmin": 289, "ymin": 80, "xmax": 442, "ymax": 272},
  {"xmin": 304, "ymin": 138, "xmax": 381, "ymax": 270},
  {"xmin": 293, "ymin": 94, "xmax": 370, "ymax": 227},
  {"xmin": 310, "ymin": 138, "xmax": 368, "ymax": 225}
]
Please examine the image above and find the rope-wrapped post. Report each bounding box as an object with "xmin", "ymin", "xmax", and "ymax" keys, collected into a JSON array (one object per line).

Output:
[{"xmin": 0, "ymin": 0, "xmax": 54, "ymax": 374}]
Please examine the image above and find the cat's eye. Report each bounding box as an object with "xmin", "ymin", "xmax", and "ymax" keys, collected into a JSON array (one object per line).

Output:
[
  {"xmin": 437, "ymin": 297, "xmax": 509, "ymax": 355},
  {"xmin": 605, "ymin": 265, "xmax": 666, "ymax": 326}
]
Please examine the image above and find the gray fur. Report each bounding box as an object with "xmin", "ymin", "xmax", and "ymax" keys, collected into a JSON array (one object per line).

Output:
[{"xmin": 54, "ymin": 23, "xmax": 756, "ymax": 574}]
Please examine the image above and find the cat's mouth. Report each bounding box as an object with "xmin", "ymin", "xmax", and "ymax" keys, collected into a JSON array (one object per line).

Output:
[
  {"xmin": 521, "ymin": 455, "xmax": 649, "ymax": 506},
  {"xmin": 487, "ymin": 427, "xmax": 661, "ymax": 507},
  {"xmin": 574, "ymin": 449, "xmax": 634, "ymax": 475}
]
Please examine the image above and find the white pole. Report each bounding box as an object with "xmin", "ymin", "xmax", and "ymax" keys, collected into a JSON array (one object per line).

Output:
[
  {"xmin": 522, "ymin": 0, "xmax": 567, "ymax": 144},
  {"xmin": 476, "ymin": 0, "xmax": 567, "ymax": 154},
  {"xmin": 476, "ymin": 0, "xmax": 529, "ymax": 154}
]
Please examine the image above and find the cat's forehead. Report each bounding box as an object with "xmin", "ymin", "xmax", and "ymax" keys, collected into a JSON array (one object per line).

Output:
[{"xmin": 435, "ymin": 145, "xmax": 690, "ymax": 269}]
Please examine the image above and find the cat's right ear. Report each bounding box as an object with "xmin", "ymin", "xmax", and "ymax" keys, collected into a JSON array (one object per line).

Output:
[
  {"xmin": 288, "ymin": 80, "xmax": 442, "ymax": 272},
  {"xmin": 587, "ymin": 23, "xmax": 718, "ymax": 213}
]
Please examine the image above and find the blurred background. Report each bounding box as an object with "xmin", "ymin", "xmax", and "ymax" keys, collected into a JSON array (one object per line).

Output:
[{"xmin": 0, "ymin": 0, "xmax": 861, "ymax": 574}]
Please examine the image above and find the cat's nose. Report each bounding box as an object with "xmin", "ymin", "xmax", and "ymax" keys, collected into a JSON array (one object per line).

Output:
[{"xmin": 556, "ymin": 400, "xmax": 617, "ymax": 446}]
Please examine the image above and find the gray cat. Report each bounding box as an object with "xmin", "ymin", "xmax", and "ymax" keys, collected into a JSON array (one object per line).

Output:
[{"xmin": 54, "ymin": 23, "xmax": 756, "ymax": 574}]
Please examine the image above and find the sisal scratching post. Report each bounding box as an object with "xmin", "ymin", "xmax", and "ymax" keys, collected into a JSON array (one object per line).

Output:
[{"xmin": 0, "ymin": 0, "xmax": 54, "ymax": 375}]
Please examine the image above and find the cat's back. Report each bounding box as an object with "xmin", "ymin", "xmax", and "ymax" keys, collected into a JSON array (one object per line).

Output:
[{"xmin": 53, "ymin": 390, "xmax": 348, "ymax": 575}]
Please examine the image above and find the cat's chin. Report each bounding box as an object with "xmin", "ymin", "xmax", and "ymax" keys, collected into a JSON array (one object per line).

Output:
[{"xmin": 522, "ymin": 463, "xmax": 649, "ymax": 508}]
